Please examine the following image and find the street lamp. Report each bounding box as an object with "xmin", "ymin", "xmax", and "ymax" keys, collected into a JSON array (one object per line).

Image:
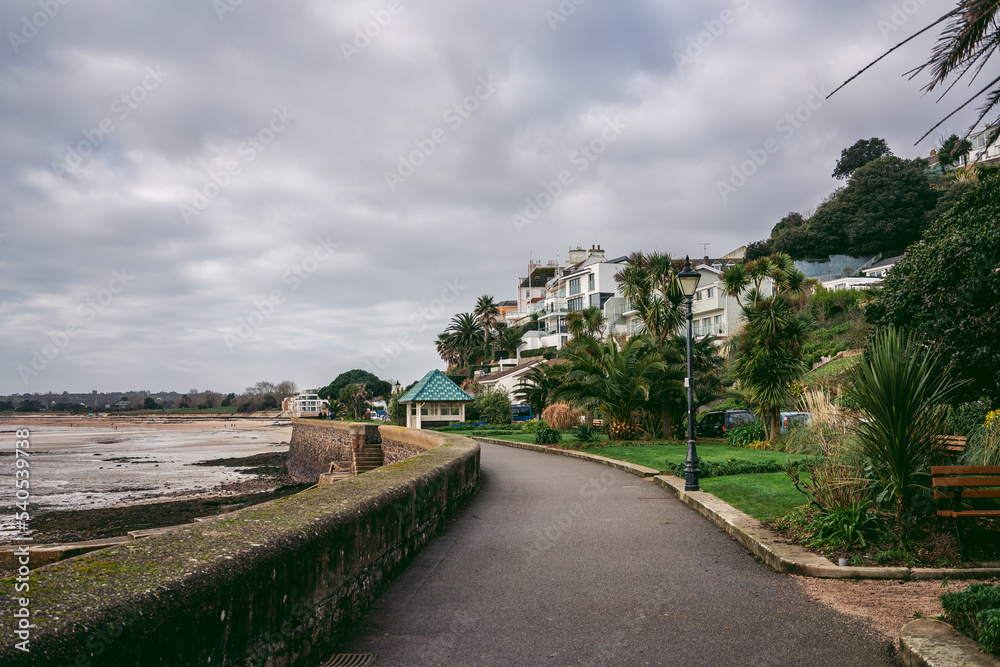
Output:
[
  {"xmin": 676, "ymin": 255, "xmax": 701, "ymax": 491},
  {"xmin": 394, "ymin": 381, "xmax": 402, "ymax": 427}
]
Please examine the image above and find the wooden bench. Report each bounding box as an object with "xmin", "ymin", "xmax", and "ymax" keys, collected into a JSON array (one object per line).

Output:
[
  {"xmin": 931, "ymin": 465, "xmax": 1000, "ymax": 559},
  {"xmin": 937, "ymin": 435, "xmax": 968, "ymax": 458}
]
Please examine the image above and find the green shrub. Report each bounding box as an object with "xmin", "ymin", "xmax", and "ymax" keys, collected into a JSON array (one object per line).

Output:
[
  {"xmin": 534, "ymin": 428, "xmax": 562, "ymax": 445},
  {"xmin": 521, "ymin": 346, "xmax": 557, "ymax": 359},
  {"xmin": 523, "ymin": 419, "xmax": 548, "ymax": 432},
  {"xmin": 473, "ymin": 389, "xmax": 512, "ymax": 425},
  {"xmin": 807, "ymin": 502, "xmax": 881, "ymax": 548},
  {"xmin": 941, "ymin": 583, "xmax": 1000, "ymax": 655},
  {"xmin": 574, "ymin": 423, "xmax": 600, "ymax": 443},
  {"xmin": 726, "ymin": 421, "xmax": 767, "ymax": 448},
  {"xmin": 946, "ymin": 399, "xmax": 994, "ymax": 439},
  {"xmin": 979, "ymin": 608, "xmax": 1000, "ymax": 655},
  {"xmin": 665, "ymin": 457, "xmax": 823, "ymax": 478}
]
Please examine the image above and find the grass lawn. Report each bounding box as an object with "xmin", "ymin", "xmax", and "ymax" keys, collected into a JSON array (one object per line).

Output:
[
  {"xmin": 472, "ymin": 432, "xmax": 812, "ymax": 470},
  {"xmin": 578, "ymin": 443, "xmax": 812, "ymax": 471},
  {"xmin": 699, "ymin": 472, "xmax": 808, "ymax": 523}
]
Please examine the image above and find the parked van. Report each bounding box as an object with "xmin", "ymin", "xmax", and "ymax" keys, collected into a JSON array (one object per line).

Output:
[{"xmin": 696, "ymin": 410, "xmax": 755, "ymax": 438}]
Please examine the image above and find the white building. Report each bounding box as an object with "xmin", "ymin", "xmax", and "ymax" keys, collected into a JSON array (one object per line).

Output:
[{"xmin": 282, "ymin": 390, "xmax": 327, "ymax": 418}]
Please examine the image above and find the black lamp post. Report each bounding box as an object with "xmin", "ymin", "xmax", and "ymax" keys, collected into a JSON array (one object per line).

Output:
[
  {"xmin": 676, "ymin": 256, "xmax": 702, "ymax": 492},
  {"xmin": 394, "ymin": 381, "xmax": 402, "ymax": 427}
]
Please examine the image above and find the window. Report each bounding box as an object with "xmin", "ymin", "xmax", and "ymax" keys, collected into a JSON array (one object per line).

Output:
[
  {"xmin": 569, "ymin": 277, "xmax": 581, "ymax": 295},
  {"xmin": 420, "ymin": 407, "xmax": 428, "ymax": 415},
  {"xmin": 706, "ymin": 287, "xmax": 714, "ymax": 299},
  {"xmin": 695, "ymin": 291, "xmax": 702, "ymax": 301},
  {"xmin": 568, "ymin": 296, "xmax": 583, "ymax": 312},
  {"xmin": 411, "ymin": 406, "xmax": 416, "ymax": 415},
  {"xmin": 589, "ymin": 293, "xmax": 601, "ymax": 307},
  {"xmin": 714, "ymin": 315, "xmax": 722, "ymax": 324},
  {"xmin": 588, "ymin": 274, "xmax": 595, "ymax": 291},
  {"xmin": 525, "ymin": 290, "xmax": 531, "ymax": 299}
]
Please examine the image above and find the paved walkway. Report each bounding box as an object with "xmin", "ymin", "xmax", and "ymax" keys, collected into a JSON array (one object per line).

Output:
[{"xmin": 338, "ymin": 443, "xmax": 897, "ymax": 666}]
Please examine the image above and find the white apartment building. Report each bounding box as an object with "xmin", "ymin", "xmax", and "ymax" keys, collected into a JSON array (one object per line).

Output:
[
  {"xmin": 689, "ymin": 253, "xmax": 774, "ymax": 341},
  {"xmin": 282, "ymin": 390, "xmax": 327, "ymax": 418},
  {"xmin": 517, "ymin": 246, "xmax": 643, "ymax": 353}
]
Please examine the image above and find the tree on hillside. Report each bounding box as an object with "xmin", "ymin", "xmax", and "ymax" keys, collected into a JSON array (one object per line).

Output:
[
  {"xmin": 770, "ymin": 211, "xmax": 816, "ymax": 259},
  {"xmin": 566, "ymin": 306, "xmax": 606, "ymax": 340},
  {"xmin": 832, "ymin": 138, "xmax": 892, "ymax": 180},
  {"xmin": 806, "ymin": 157, "xmax": 937, "ymax": 257},
  {"xmin": 318, "ymin": 369, "xmax": 391, "ymax": 405},
  {"xmin": 865, "ymin": 174, "xmax": 1000, "ymax": 404},
  {"xmin": 936, "ymin": 133, "xmax": 973, "ymax": 172},
  {"xmin": 744, "ymin": 239, "xmax": 773, "ymax": 262}
]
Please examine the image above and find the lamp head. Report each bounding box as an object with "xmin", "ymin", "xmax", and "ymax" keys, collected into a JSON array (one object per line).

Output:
[{"xmin": 676, "ymin": 255, "xmax": 701, "ymax": 298}]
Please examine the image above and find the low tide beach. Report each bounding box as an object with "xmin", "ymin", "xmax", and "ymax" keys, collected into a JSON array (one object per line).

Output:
[{"xmin": 0, "ymin": 415, "xmax": 295, "ymax": 543}]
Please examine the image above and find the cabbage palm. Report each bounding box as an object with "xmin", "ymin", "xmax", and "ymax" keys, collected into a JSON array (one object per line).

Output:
[
  {"xmin": 614, "ymin": 251, "xmax": 686, "ymax": 344},
  {"xmin": 847, "ymin": 328, "xmax": 964, "ymax": 520},
  {"xmin": 554, "ymin": 336, "xmax": 665, "ymax": 440},
  {"xmin": 729, "ymin": 294, "xmax": 813, "ymax": 440}
]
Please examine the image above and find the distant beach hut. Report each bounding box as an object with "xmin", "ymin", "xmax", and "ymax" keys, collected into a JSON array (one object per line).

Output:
[{"xmin": 399, "ymin": 370, "xmax": 474, "ymax": 429}]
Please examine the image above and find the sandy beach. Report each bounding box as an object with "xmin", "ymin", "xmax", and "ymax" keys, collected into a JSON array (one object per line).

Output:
[{"xmin": 0, "ymin": 415, "xmax": 293, "ymax": 539}]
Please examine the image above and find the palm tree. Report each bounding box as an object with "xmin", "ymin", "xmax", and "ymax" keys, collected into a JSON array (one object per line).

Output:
[
  {"xmin": 831, "ymin": 3, "xmax": 1000, "ymax": 150},
  {"xmin": 581, "ymin": 305, "xmax": 606, "ymax": 336},
  {"xmin": 495, "ymin": 325, "xmax": 525, "ymax": 360},
  {"xmin": 565, "ymin": 310, "xmax": 586, "ymax": 339},
  {"xmin": 847, "ymin": 328, "xmax": 964, "ymax": 522},
  {"xmin": 554, "ymin": 336, "xmax": 665, "ymax": 440},
  {"xmin": 652, "ymin": 334, "xmax": 726, "ymax": 439},
  {"xmin": 614, "ymin": 251, "xmax": 685, "ymax": 344},
  {"xmin": 514, "ymin": 362, "xmax": 565, "ymax": 416},
  {"xmin": 474, "ymin": 295, "xmax": 501, "ymax": 339},
  {"xmin": 444, "ymin": 312, "xmax": 484, "ymax": 377},
  {"xmin": 729, "ymin": 294, "xmax": 812, "ymax": 440},
  {"xmin": 721, "ymin": 253, "xmax": 805, "ymax": 309}
]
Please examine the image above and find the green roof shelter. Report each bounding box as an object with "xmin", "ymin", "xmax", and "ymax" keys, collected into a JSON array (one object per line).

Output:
[{"xmin": 399, "ymin": 369, "xmax": 474, "ymax": 429}]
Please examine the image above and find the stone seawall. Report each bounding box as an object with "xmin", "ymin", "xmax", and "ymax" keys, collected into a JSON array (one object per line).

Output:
[
  {"xmin": 0, "ymin": 431, "xmax": 480, "ymax": 667},
  {"xmin": 380, "ymin": 424, "xmax": 441, "ymax": 464},
  {"xmin": 287, "ymin": 420, "xmax": 382, "ymax": 483}
]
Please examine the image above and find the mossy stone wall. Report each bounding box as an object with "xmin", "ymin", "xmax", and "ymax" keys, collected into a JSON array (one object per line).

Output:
[{"xmin": 0, "ymin": 431, "xmax": 479, "ymax": 667}]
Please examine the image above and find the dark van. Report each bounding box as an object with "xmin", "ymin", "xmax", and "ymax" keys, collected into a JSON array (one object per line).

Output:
[{"xmin": 696, "ymin": 410, "xmax": 755, "ymax": 438}]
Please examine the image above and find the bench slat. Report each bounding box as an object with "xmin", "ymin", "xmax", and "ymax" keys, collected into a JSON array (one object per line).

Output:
[
  {"xmin": 937, "ymin": 510, "xmax": 1000, "ymax": 518},
  {"xmin": 933, "ymin": 477, "xmax": 1000, "ymax": 488},
  {"xmin": 931, "ymin": 466, "xmax": 1000, "ymax": 475},
  {"xmin": 935, "ymin": 489, "xmax": 1000, "ymax": 499}
]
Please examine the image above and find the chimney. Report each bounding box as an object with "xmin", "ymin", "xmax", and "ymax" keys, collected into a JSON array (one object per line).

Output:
[
  {"xmin": 567, "ymin": 246, "xmax": 587, "ymax": 265},
  {"xmin": 704, "ymin": 255, "xmax": 710, "ymax": 266},
  {"xmin": 588, "ymin": 245, "xmax": 606, "ymax": 262}
]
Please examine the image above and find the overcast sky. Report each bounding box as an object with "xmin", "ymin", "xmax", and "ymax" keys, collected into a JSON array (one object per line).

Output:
[{"xmin": 0, "ymin": 0, "xmax": 983, "ymax": 395}]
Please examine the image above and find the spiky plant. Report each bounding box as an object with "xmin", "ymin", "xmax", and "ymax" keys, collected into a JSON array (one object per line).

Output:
[{"xmin": 847, "ymin": 328, "xmax": 964, "ymax": 520}]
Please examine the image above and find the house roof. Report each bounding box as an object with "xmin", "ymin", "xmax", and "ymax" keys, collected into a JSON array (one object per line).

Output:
[
  {"xmin": 863, "ymin": 255, "xmax": 902, "ymax": 272},
  {"xmin": 399, "ymin": 370, "xmax": 474, "ymax": 403},
  {"xmin": 477, "ymin": 360, "xmax": 543, "ymax": 384}
]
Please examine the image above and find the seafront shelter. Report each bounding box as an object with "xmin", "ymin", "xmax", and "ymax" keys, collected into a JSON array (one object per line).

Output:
[{"xmin": 399, "ymin": 369, "xmax": 474, "ymax": 429}]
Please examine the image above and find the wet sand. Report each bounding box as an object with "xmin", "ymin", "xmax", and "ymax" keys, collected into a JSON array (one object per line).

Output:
[{"xmin": 0, "ymin": 415, "xmax": 292, "ymax": 539}]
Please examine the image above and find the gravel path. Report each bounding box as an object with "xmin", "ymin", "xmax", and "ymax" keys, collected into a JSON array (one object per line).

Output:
[{"xmin": 336, "ymin": 442, "xmax": 898, "ymax": 666}]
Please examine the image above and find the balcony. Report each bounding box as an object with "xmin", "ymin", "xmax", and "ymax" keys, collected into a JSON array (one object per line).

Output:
[{"xmin": 693, "ymin": 324, "xmax": 727, "ymax": 338}]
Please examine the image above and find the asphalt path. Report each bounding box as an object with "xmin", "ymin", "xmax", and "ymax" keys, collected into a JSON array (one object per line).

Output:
[{"xmin": 336, "ymin": 442, "xmax": 897, "ymax": 666}]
